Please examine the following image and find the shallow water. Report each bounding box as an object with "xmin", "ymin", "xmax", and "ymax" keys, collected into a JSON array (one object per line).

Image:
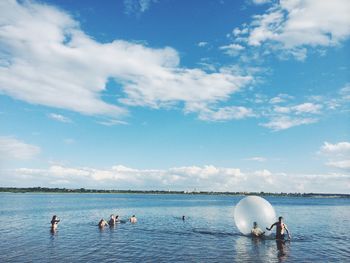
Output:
[{"xmin": 0, "ymin": 193, "xmax": 349, "ymax": 262}]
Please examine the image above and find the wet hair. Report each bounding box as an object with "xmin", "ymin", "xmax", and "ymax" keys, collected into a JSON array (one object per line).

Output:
[
  {"xmin": 253, "ymin": 221, "xmax": 257, "ymax": 226},
  {"xmin": 279, "ymin": 216, "xmax": 283, "ymax": 221},
  {"xmin": 51, "ymin": 215, "xmax": 59, "ymax": 225}
]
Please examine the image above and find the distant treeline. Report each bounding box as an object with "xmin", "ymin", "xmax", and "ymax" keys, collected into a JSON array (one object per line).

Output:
[{"xmin": 0, "ymin": 187, "xmax": 349, "ymax": 198}]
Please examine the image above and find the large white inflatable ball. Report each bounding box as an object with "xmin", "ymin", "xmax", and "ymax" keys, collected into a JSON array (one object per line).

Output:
[{"xmin": 234, "ymin": 196, "xmax": 276, "ymax": 236}]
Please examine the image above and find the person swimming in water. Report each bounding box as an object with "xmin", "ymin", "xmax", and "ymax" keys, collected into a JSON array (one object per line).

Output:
[
  {"xmin": 266, "ymin": 216, "xmax": 291, "ymax": 240},
  {"xmin": 129, "ymin": 215, "xmax": 137, "ymax": 223},
  {"xmin": 50, "ymin": 215, "xmax": 60, "ymax": 231},
  {"xmin": 98, "ymin": 218, "xmax": 108, "ymax": 228},
  {"xmin": 251, "ymin": 221, "xmax": 265, "ymax": 237},
  {"xmin": 182, "ymin": 215, "xmax": 185, "ymax": 221},
  {"xmin": 108, "ymin": 214, "xmax": 116, "ymax": 226}
]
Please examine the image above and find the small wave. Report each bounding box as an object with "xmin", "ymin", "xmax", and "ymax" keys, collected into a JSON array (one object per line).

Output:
[{"xmin": 192, "ymin": 228, "xmax": 241, "ymax": 237}]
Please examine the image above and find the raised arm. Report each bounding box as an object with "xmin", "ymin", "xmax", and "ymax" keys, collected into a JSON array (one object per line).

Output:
[{"xmin": 266, "ymin": 222, "xmax": 276, "ymax": 231}]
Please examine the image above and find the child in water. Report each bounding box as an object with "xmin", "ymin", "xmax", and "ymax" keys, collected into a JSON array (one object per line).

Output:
[{"xmin": 251, "ymin": 221, "xmax": 265, "ymax": 237}]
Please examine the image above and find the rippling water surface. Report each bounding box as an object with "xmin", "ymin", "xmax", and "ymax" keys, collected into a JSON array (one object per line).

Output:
[{"xmin": 0, "ymin": 193, "xmax": 349, "ymax": 262}]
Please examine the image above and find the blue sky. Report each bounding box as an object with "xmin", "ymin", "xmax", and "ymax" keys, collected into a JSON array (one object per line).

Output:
[{"xmin": 0, "ymin": 0, "xmax": 349, "ymax": 193}]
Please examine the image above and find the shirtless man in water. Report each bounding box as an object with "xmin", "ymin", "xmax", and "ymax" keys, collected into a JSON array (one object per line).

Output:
[
  {"xmin": 129, "ymin": 215, "xmax": 137, "ymax": 223},
  {"xmin": 50, "ymin": 215, "xmax": 60, "ymax": 231},
  {"xmin": 109, "ymin": 214, "xmax": 116, "ymax": 226},
  {"xmin": 266, "ymin": 216, "xmax": 291, "ymax": 240}
]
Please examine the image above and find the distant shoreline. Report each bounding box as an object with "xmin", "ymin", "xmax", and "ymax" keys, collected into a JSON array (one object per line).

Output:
[{"xmin": 0, "ymin": 187, "xmax": 349, "ymax": 198}]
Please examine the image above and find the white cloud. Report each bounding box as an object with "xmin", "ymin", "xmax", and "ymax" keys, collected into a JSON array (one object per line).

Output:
[
  {"xmin": 339, "ymin": 83, "xmax": 350, "ymax": 100},
  {"xmin": 269, "ymin": 94, "xmax": 294, "ymax": 104},
  {"xmin": 321, "ymin": 141, "xmax": 350, "ymax": 155},
  {"xmin": 273, "ymin": 102, "xmax": 322, "ymax": 114},
  {"xmin": 124, "ymin": 0, "xmax": 158, "ymax": 14},
  {"xmin": 197, "ymin": 106, "xmax": 255, "ymax": 121},
  {"xmin": 254, "ymin": 169, "xmax": 274, "ymax": 184},
  {"xmin": 292, "ymin": 103, "xmax": 322, "ymax": 114},
  {"xmin": 118, "ymin": 68, "xmax": 251, "ymax": 112},
  {"xmin": 97, "ymin": 119, "xmax": 129, "ymax": 126},
  {"xmin": 198, "ymin": 42, "xmax": 208, "ymax": 47},
  {"xmin": 326, "ymin": 160, "xmax": 350, "ymax": 169},
  {"xmin": 2, "ymin": 164, "xmax": 349, "ymax": 193},
  {"xmin": 219, "ymin": 44, "xmax": 245, "ymax": 56},
  {"xmin": 261, "ymin": 100, "xmax": 324, "ymax": 130},
  {"xmin": 261, "ymin": 116, "xmax": 317, "ymax": 131},
  {"xmin": 0, "ymin": 0, "xmax": 252, "ymax": 120},
  {"xmin": 0, "ymin": 136, "xmax": 40, "ymax": 160},
  {"xmin": 273, "ymin": 106, "xmax": 291, "ymax": 113},
  {"xmin": 246, "ymin": 157, "xmax": 267, "ymax": 162},
  {"xmin": 320, "ymin": 141, "xmax": 350, "ymax": 171},
  {"xmin": 251, "ymin": 0, "xmax": 272, "ymax": 5},
  {"xmin": 262, "ymin": 84, "xmax": 350, "ymax": 131},
  {"xmin": 232, "ymin": 27, "xmax": 249, "ymax": 37},
  {"xmin": 48, "ymin": 113, "xmax": 72, "ymax": 123},
  {"xmin": 233, "ymin": 0, "xmax": 350, "ymax": 59},
  {"xmin": 3, "ymin": 164, "xmax": 247, "ymax": 191}
]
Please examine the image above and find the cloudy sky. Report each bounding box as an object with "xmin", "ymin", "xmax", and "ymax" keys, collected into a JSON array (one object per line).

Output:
[{"xmin": 0, "ymin": 0, "xmax": 349, "ymax": 193}]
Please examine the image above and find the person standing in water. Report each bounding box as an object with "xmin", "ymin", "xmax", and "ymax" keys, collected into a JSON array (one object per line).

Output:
[
  {"xmin": 266, "ymin": 216, "xmax": 291, "ymax": 240},
  {"xmin": 109, "ymin": 214, "xmax": 116, "ymax": 226},
  {"xmin": 129, "ymin": 215, "xmax": 137, "ymax": 223},
  {"xmin": 98, "ymin": 218, "xmax": 108, "ymax": 228},
  {"xmin": 251, "ymin": 221, "xmax": 265, "ymax": 237},
  {"xmin": 50, "ymin": 215, "xmax": 60, "ymax": 231}
]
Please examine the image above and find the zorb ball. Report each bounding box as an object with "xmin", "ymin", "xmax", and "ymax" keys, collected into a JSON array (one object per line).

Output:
[{"xmin": 234, "ymin": 196, "xmax": 276, "ymax": 236}]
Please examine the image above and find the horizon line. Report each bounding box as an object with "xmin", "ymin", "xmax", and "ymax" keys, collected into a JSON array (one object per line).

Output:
[{"xmin": 1, "ymin": 187, "xmax": 349, "ymax": 197}]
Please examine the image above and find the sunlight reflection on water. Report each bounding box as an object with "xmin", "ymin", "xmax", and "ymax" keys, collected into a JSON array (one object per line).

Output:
[{"xmin": 0, "ymin": 193, "xmax": 349, "ymax": 262}]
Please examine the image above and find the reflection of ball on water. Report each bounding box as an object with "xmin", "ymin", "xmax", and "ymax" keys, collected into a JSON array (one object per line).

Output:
[{"xmin": 234, "ymin": 196, "xmax": 276, "ymax": 235}]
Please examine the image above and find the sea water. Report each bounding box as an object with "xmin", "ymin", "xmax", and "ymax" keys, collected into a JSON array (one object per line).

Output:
[{"xmin": 0, "ymin": 193, "xmax": 349, "ymax": 262}]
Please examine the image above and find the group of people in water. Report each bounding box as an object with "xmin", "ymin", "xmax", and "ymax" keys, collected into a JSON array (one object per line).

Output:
[
  {"xmin": 50, "ymin": 214, "xmax": 138, "ymax": 232},
  {"xmin": 51, "ymin": 214, "xmax": 290, "ymax": 240},
  {"xmin": 98, "ymin": 214, "xmax": 138, "ymax": 227},
  {"xmin": 251, "ymin": 216, "xmax": 291, "ymax": 240}
]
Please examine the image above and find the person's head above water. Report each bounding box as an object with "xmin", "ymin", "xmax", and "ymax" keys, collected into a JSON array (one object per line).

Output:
[
  {"xmin": 253, "ymin": 221, "xmax": 258, "ymax": 228},
  {"xmin": 99, "ymin": 218, "xmax": 108, "ymax": 227},
  {"xmin": 51, "ymin": 215, "xmax": 59, "ymax": 223},
  {"xmin": 130, "ymin": 215, "xmax": 137, "ymax": 223}
]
